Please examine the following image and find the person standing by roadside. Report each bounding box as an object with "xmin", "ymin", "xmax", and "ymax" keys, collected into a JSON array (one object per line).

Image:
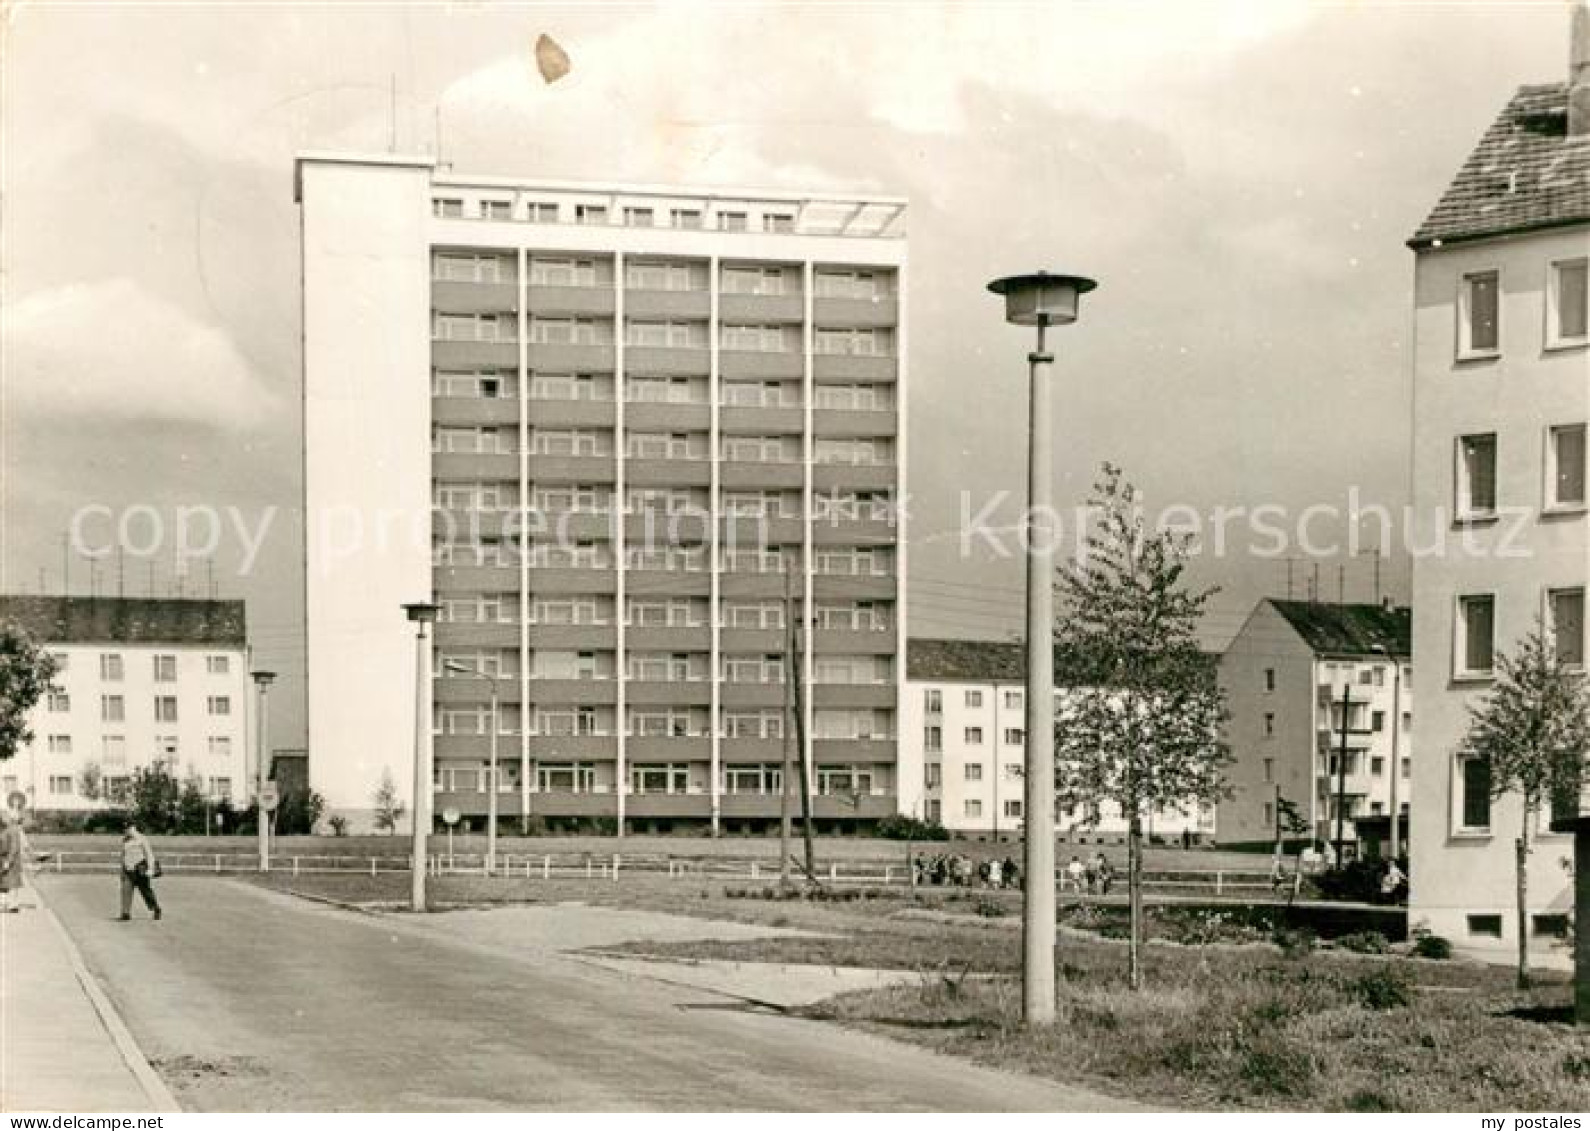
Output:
[
  {"xmin": 0, "ymin": 810, "xmax": 24, "ymax": 913},
  {"xmin": 118, "ymin": 821, "xmax": 162, "ymax": 921}
]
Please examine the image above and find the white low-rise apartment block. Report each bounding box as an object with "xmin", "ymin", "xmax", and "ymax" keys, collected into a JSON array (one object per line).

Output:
[
  {"xmin": 1406, "ymin": 6, "xmax": 1589, "ymax": 973},
  {"xmin": 0, "ymin": 597, "xmax": 252, "ymax": 817}
]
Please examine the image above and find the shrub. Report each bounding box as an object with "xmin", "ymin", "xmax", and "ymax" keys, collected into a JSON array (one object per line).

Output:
[
  {"xmin": 1336, "ymin": 930, "xmax": 1390, "ymax": 954},
  {"xmin": 1411, "ymin": 935, "xmax": 1452, "ymax": 960},
  {"xmin": 973, "ymin": 895, "xmax": 1007, "ymax": 918},
  {"xmin": 1239, "ymin": 1036, "xmax": 1316, "ymax": 1098},
  {"xmin": 876, "ymin": 814, "xmax": 950, "ymax": 841},
  {"xmin": 1351, "ymin": 965, "xmax": 1413, "ymax": 1010},
  {"xmin": 1314, "ymin": 860, "xmax": 1400, "ymax": 904},
  {"xmin": 327, "ymin": 815, "xmax": 349, "ymax": 837},
  {"xmin": 1273, "ymin": 927, "xmax": 1317, "ymax": 958}
]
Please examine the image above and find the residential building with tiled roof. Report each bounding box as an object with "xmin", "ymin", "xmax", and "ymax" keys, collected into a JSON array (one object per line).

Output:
[
  {"xmin": 1217, "ymin": 601, "xmax": 1413, "ymax": 854},
  {"xmin": 1407, "ymin": 3, "xmax": 1589, "ymax": 980},
  {"xmin": 0, "ymin": 596, "xmax": 252, "ymax": 821}
]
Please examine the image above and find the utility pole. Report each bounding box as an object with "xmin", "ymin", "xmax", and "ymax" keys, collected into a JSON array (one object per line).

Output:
[
  {"xmin": 792, "ymin": 557, "xmax": 816, "ymax": 882},
  {"xmin": 1387, "ymin": 655, "xmax": 1403, "ymax": 860},
  {"xmin": 1337, "ymin": 563, "xmax": 1345, "ymax": 606},
  {"xmin": 780, "ymin": 565, "xmax": 796, "ymax": 887},
  {"xmin": 1334, "ymin": 682, "xmax": 1353, "ymax": 864}
]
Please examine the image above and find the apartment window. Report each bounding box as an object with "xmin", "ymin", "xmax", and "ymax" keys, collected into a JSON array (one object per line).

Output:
[
  {"xmin": 1004, "ymin": 690, "xmax": 1022, "ymax": 710},
  {"xmin": 959, "ymin": 690, "xmax": 981, "ymax": 709},
  {"xmin": 626, "ymin": 260, "xmax": 703, "ymax": 292},
  {"xmin": 208, "ymin": 736, "xmax": 232, "ymax": 759},
  {"xmin": 103, "ymin": 736, "xmax": 126, "ymax": 766},
  {"xmin": 526, "ymin": 201, "xmax": 559, "ymax": 222},
  {"xmin": 1457, "ymin": 752, "xmax": 1492, "ymax": 832},
  {"xmin": 724, "ymin": 654, "xmax": 785, "ymax": 683},
  {"xmin": 1262, "ymin": 801, "xmax": 1275, "ymax": 828},
  {"xmin": 1549, "ymin": 587, "xmax": 1586, "ymax": 667},
  {"xmin": 529, "ymin": 256, "xmax": 601, "ymax": 288},
  {"xmin": 1547, "ymin": 424, "xmax": 1587, "ymax": 509},
  {"xmin": 434, "ymin": 252, "xmax": 509, "ymax": 283},
  {"xmin": 1547, "ymin": 258, "xmax": 1588, "ymax": 347},
  {"xmin": 530, "ymin": 372, "xmax": 609, "ymax": 401},
  {"xmin": 1263, "ymin": 712, "xmax": 1275, "ymax": 738},
  {"xmin": 1004, "ymin": 799, "xmax": 1023, "ymax": 819},
  {"xmin": 1467, "ymin": 914, "xmax": 1503, "ymax": 938},
  {"xmin": 1455, "ymin": 434, "xmax": 1498, "ymax": 518},
  {"xmin": 1371, "ymin": 710, "xmax": 1385, "ymax": 732},
  {"xmin": 210, "ymin": 777, "xmax": 234, "ymax": 800},
  {"xmin": 669, "ymin": 208, "xmax": 702, "ymax": 230},
  {"xmin": 964, "ymin": 763, "xmax": 983, "ymax": 782},
  {"xmin": 716, "ymin": 210, "xmax": 748, "ymax": 232},
  {"xmin": 206, "ymin": 655, "xmax": 230, "ymax": 675},
  {"xmin": 721, "ymin": 265, "xmax": 788, "ymax": 295},
  {"xmin": 435, "ymin": 312, "xmax": 513, "ymax": 342},
  {"xmin": 1263, "ymin": 757, "xmax": 1273, "ymax": 783},
  {"xmin": 538, "ymin": 763, "xmax": 598, "ymax": 793},
  {"xmin": 924, "ymin": 725, "xmax": 942, "ymax": 752},
  {"xmin": 924, "ymin": 688, "xmax": 942, "ymax": 713},
  {"xmin": 529, "ymin": 316, "xmax": 609, "ymax": 345},
  {"xmin": 721, "ymin": 323, "xmax": 798, "ymax": 352},
  {"xmin": 47, "ymin": 691, "xmax": 70, "ymax": 712},
  {"xmin": 432, "ymin": 197, "xmax": 463, "ymax": 218},
  {"xmin": 816, "ymin": 766, "xmax": 874, "ymax": 797},
  {"xmin": 623, "ymin": 206, "xmax": 655, "ymax": 227},
  {"xmin": 626, "ymin": 320, "xmax": 707, "ymax": 349},
  {"xmin": 49, "ymin": 776, "xmax": 74, "ymax": 797},
  {"xmin": 1003, "ymin": 728, "xmax": 1025, "ymax": 746},
  {"xmin": 814, "ymin": 269, "xmax": 892, "ymax": 299},
  {"xmin": 153, "ymin": 654, "xmax": 177, "ymax": 682},
  {"xmin": 762, "ymin": 212, "xmax": 795, "ymax": 234},
  {"xmin": 964, "ymin": 799, "xmax": 983, "ymax": 818},
  {"xmin": 1458, "ymin": 270, "xmax": 1500, "ymax": 357},
  {"xmin": 963, "ymin": 726, "xmax": 983, "ymax": 745},
  {"xmin": 47, "ymin": 735, "xmax": 71, "ymax": 755},
  {"xmin": 1456, "ymin": 595, "xmax": 1496, "ymax": 678},
  {"xmin": 575, "ymin": 204, "xmax": 608, "ymax": 225},
  {"xmin": 815, "ymin": 327, "xmax": 893, "ymax": 356},
  {"xmin": 1371, "ymin": 756, "xmax": 1385, "ymax": 776},
  {"xmin": 1533, "ymin": 914, "xmax": 1571, "ymax": 939},
  {"xmin": 154, "ymin": 696, "xmax": 179, "ymax": 723},
  {"xmin": 481, "ymin": 200, "xmax": 511, "ymax": 221},
  {"xmin": 631, "ymin": 764, "xmax": 689, "ymax": 794},
  {"xmin": 1263, "ymin": 668, "xmax": 1276, "ymax": 692},
  {"xmin": 926, "ymin": 799, "xmax": 942, "ymax": 823},
  {"xmin": 207, "ymin": 695, "xmax": 231, "ymax": 716},
  {"xmin": 97, "ymin": 693, "xmax": 124, "ymax": 723},
  {"xmin": 100, "ymin": 653, "xmax": 122, "ymax": 681}
]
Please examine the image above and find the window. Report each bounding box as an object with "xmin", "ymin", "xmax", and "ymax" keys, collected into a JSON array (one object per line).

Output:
[
  {"xmin": 528, "ymin": 317, "xmax": 610, "ymax": 345},
  {"xmin": 210, "ymin": 777, "xmax": 234, "ymax": 800},
  {"xmin": 49, "ymin": 776, "xmax": 73, "ymax": 797},
  {"xmin": 51, "ymin": 652, "xmax": 68, "ymax": 672},
  {"xmin": 1004, "ymin": 728, "xmax": 1025, "ymax": 746},
  {"xmin": 723, "ymin": 710, "xmax": 783, "ymax": 740},
  {"xmin": 631, "ymin": 764, "xmax": 689, "ymax": 794},
  {"xmin": 153, "ymin": 655, "xmax": 177, "ymax": 682},
  {"xmin": 432, "ymin": 197, "xmax": 463, "ymax": 218},
  {"xmin": 815, "ymin": 327, "xmax": 893, "ymax": 356},
  {"xmin": 816, "ymin": 766, "xmax": 873, "ymax": 796},
  {"xmin": 1467, "ymin": 914, "xmax": 1503, "ymax": 938},
  {"xmin": 1456, "ymin": 595, "xmax": 1496, "ymax": 677},
  {"xmin": 1004, "ymin": 690, "xmax": 1022, "ymax": 710},
  {"xmin": 526, "ymin": 200, "xmax": 559, "ymax": 222},
  {"xmin": 716, "ymin": 210, "xmax": 748, "ymax": 232},
  {"xmin": 623, "ymin": 206, "xmax": 655, "ymax": 227},
  {"xmin": 762, "ymin": 212, "xmax": 794, "ymax": 234},
  {"xmin": 1371, "ymin": 710, "xmax": 1385, "ymax": 732},
  {"xmin": 1547, "ymin": 424, "xmax": 1587, "ymax": 510},
  {"xmin": 1263, "ymin": 712, "xmax": 1275, "ymax": 737},
  {"xmin": 964, "ymin": 763, "xmax": 983, "ymax": 782},
  {"xmin": 1548, "ymin": 258, "xmax": 1588, "ymax": 347},
  {"xmin": 1004, "ymin": 799, "xmax": 1023, "ymax": 818},
  {"xmin": 100, "ymin": 653, "xmax": 123, "ymax": 681},
  {"xmin": 575, "ymin": 203, "xmax": 608, "ymax": 225},
  {"xmin": 1263, "ymin": 668, "xmax": 1276, "ymax": 692},
  {"xmin": 47, "ymin": 735, "xmax": 72, "ymax": 755},
  {"xmin": 1457, "ymin": 753, "xmax": 1492, "ymax": 832},
  {"xmin": 1549, "ymin": 587, "xmax": 1586, "ymax": 667},
  {"xmin": 924, "ymin": 764, "xmax": 942, "ymax": 788},
  {"xmin": 103, "ymin": 736, "xmax": 126, "ymax": 766},
  {"xmin": 434, "ymin": 252, "xmax": 510, "ymax": 283},
  {"xmin": 925, "ymin": 800, "xmax": 941, "ymax": 823},
  {"xmin": 1459, "ymin": 270, "xmax": 1500, "ymax": 357},
  {"xmin": 965, "ymin": 690, "xmax": 983, "ymax": 709},
  {"xmin": 1262, "ymin": 801, "xmax": 1274, "ymax": 828},
  {"xmin": 924, "ymin": 725, "xmax": 942, "ymax": 752},
  {"xmin": 47, "ymin": 691, "xmax": 70, "ymax": 712},
  {"xmin": 1263, "ymin": 757, "xmax": 1274, "ymax": 783},
  {"xmin": 964, "ymin": 799, "xmax": 983, "ymax": 818},
  {"xmin": 1533, "ymin": 914, "xmax": 1571, "ymax": 939},
  {"xmin": 207, "ymin": 695, "xmax": 231, "ymax": 716},
  {"xmin": 537, "ymin": 763, "xmax": 598, "ymax": 793},
  {"xmin": 529, "ymin": 256, "xmax": 602, "ymax": 287},
  {"xmin": 530, "ymin": 372, "xmax": 610, "ymax": 401},
  {"xmin": 964, "ymin": 727, "xmax": 983, "ymax": 745},
  {"xmin": 1371, "ymin": 756, "xmax": 1385, "ymax": 776},
  {"xmin": 204, "ymin": 654, "xmax": 230, "ymax": 675},
  {"xmin": 669, "ymin": 208, "xmax": 702, "ymax": 229},
  {"xmin": 1455, "ymin": 434, "xmax": 1498, "ymax": 517},
  {"xmin": 208, "ymin": 736, "xmax": 232, "ymax": 759},
  {"xmin": 481, "ymin": 200, "xmax": 511, "ymax": 221},
  {"xmin": 721, "ymin": 265, "xmax": 789, "ymax": 295},
  {"xmin": 626, "ymin": 260, "xmax": 703, "ymax": 292},
  {"xmin": 101, "ymin": 695, "xmax": 124, "ymax": 723},
  {"xmin": 154, "ymin": 696, "xmax": 179, "ymax": 723},
  {"xmin": 723, "ymin": 765, "xmax": 782, "ymax": 794},
  {"xmin": 626, "ymin": 320, "xmax": 707, "ymax": 349},
  {"xmin": 923, "ymin": 689, "xmax": 942, "ymax": 713}
]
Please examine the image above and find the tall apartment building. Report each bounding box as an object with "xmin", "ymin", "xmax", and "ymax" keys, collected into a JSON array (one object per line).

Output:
[
  {"xmin": 1406, "ymin": 5, "xmax": 1588, "ymax": 970},
  {"xmin": 1217, "ymin": 600, "xmax": 1412, "ymax": 853},
  {"xmin": 0, "ymin": 597, "xmax": 251, "ymax": 816},
  {"xmin": 901, "ymin": 639, "xmax": 1213, "ymax": 841},
  {"xmin": 297, "ymin": 154, "xmax": 907, "ymax": 833}
]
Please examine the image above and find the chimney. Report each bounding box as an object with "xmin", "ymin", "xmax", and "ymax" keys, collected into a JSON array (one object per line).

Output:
[{"xmin": 1571, "ymin": 0, "xmax": 1590, "ymax": 136}]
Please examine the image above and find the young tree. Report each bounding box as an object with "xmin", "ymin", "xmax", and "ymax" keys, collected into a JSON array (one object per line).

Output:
[
  {"xmin": 0, "ymin": 621, "xmax": 61, "ymax": 762},
  {"xmin": 372, "ymin": 769, "xmax": 406, "ymax": 835},
  {"xmin": 177, "ymin": 771, "xmax": 210, "ymax": 834},
  {"xmin": 1053, "ymin": 466, "xmax": 1232, "ymax": 989},
  {"xmin": 1462, "ymin": 624, "xmax": 1590, "ymax": 990},
  {"xmin": 127, "ymin": 761, "xmax": 182, "ymax": 833}
]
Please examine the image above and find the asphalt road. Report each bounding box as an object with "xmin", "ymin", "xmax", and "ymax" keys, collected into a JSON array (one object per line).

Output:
[{"xmin": 41, "ymin": 875, "xmax": 1137, "ymax": 1112}]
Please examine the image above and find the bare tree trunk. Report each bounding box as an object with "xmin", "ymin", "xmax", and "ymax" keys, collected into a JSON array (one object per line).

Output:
[
  {"xmin": 1517, "ymin": 804, "xmax": 1532, "ymax": 991},
  {"xmin": 1128, "ymin": 802, "xmax": 1143, "ymax": 991}
]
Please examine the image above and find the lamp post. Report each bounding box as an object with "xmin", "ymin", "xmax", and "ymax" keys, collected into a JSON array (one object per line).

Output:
[
  {"xmin": 403, "ymin": 602, "xmax": 439, "ymax": 912},
  {"xmin": 444, "ymin": 659, "xmax": 502, "ymax": 876},
  {"xmin": 250, "ymin": 671, "xmax": 276, "ymax": 873},
  {"xmin": 986, "ymin": 270, "xmax": 1097, "ymax": 1027}
]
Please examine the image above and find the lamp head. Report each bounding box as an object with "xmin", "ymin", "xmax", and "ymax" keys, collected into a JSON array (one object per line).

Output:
[
  {"xmin": 251, "ymin": 670, "xmax": 277, "ymax": 688},
  {"xmin": 987, "ymin": 271, "xmax": 1098, "ymax": 327},
  {"xmin": 403, "ymin": 602, "xmax": 440, "ymax": 625}
]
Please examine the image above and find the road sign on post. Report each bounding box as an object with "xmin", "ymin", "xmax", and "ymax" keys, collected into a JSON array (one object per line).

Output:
[{"xmin": 260, "ymin": 783, "xmax": 280, "ymax": 813}]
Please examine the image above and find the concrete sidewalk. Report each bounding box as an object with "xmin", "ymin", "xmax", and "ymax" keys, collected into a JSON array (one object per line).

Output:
[{"xmin": 0, "ymin": 887, "xmax": 178, "ymax": 1113}]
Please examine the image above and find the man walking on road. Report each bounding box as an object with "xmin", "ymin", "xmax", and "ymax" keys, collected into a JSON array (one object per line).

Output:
[{"xmin": 119, "ymin": 821, "xmax": 161, "ymax": 921}]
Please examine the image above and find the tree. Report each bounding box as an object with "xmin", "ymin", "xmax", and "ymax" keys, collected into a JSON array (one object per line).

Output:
[
  {"xmin": 0, "ymin": 621, "xmax": 61, "ymax": 762},
  {"xmin": 372, "ymin": 769, "xmax": 405, "ymax": 835},
  {"xmin": 1462, "ymin": 623, "xmax": 1590, "ymax": 990},
  {"xmin": 126, "ymin": 761, "xmax": 182, "ymax": 833},
  {"xmin": 1053, "ymin": 466, "xmax": 1232, "ymax": 989},
  {"xmin": 177, "ymin": 771, "xmax": 209, "ymax": 834},
  {"xmin": 274, "ymin": 788, "xmax": 326, "ymax": 835}
]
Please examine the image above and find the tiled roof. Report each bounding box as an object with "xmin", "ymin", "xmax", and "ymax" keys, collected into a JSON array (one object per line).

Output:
[
  {"xmin": 1267, "ymin": 601, "xmax": 1411, "ymax": 659},
  {"xmin": 1409, "ymin": 83, "xmax": 1590, "ymax": 248},
  {"xmin": 907, "ymin": 637, "xmax": 1026, "ymax": 682},
  {"xmin": 0, "ymin": 596, "xmax": 247, "ymax": 647}
]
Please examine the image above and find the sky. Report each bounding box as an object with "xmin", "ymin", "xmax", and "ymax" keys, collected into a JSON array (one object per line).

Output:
[{"xmin": 1, "ymin": 1, "xmax": 1576, "ymax": 747}]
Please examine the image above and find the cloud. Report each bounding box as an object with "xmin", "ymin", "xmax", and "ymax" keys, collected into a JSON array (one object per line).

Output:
[{"xmin": 3, "ymin": 280, "xmax": 275, "ymax": 432}]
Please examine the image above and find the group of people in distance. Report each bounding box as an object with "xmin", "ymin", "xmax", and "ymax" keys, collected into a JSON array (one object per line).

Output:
[
  {"xmin": 912, "ymin": 851, "xmax": 1022, "ymax": 889},
  {"xmin": 1062, "ymin": 852, "xmax": 1114, "ymax": 896}
]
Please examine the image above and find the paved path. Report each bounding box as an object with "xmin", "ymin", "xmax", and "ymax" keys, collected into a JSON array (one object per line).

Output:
[
  {"xmin": 1, "ymin": 891, "xmax": 176, "ymax": 1112},
  {"xmin": 40, "ymin": 875, "xmax": 1139, "ymax": 1112}
]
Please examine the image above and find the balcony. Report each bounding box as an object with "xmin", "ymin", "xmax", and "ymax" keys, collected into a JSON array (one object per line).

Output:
[
  {"xmin": 718, "ymin": 573, "xmax": 786, "ymax": 599},
  {"xmin": 813, "ymin": 295, "xmax": 897, "ymax": 329},
  {"xmin": 527, "ymin": 400, "xmax": 615, "ymax": 429},
  {"xmin": 435, "ymin": 621, "xmax": 521, "ymax": 647},
  {"xmin": 623, "ymin": 570, "xmax": 710, "ymax": 597},
  {"xmin": 814, "ymin": 354, "xmax": 895, "ymax": 382},
  {"xmin": 528, "ymin": 678, "xmax": 618, "ymax": 705},
  {"xmin": 433, "ymin": 397, "xmax": 520, "ymax": 427},
  {"xmin": 432, "ymin": 280, "xmax": 519, "ymax": 315},
  {"xmin": 719, "ymin": 627, "xmax": 783, "ymax": 653},
  {"xmin": 626, "ymin": 458, "xmax": 711, "ymax": 488},
  {"xmin": 720, "ymin": 462, "xmax": 803, "ymax": 491},
  {"xmin": 527, "ymin": 623, "xmax": 616, "ymax": 649},
  {"xmin": 435, "ymin": 678, "xmax": 522, "ymax": 704},
  {"xmin": 626, "ymin": 736, "xmax": 711, "ymax": 762},
  {"xmin": 433, "ymin": 339, "xmax": 518, "ymax": 369},
  {"xmin": 626, "ymin": 680, "xmax": 712, "ymax": 706},
  {"xmin": 812, "ymin": 627, "xmax": 896, "ymax": 654},
  {"xmin": 525, "ymin": 285, "xmax": 615, "ymax": 318},
  {"xmin": 525, "ymin": 568, "xmax": 617, "ymax": 595},
  {"xmin": 625, "ymin": 625, "xmax": 711, "ymax": 651},
  {"xmin": 525, "ymin": 454, "xmax": 616, "ymax": 485},
  {"xmin": 719, "ymin": 682, "xmax": 785, "ymax": 708},
  {"xmin": 719, "ymin": 293, "xmax": 803, "ymax": 323},
  {"xmin": 624, "ymin": 290, "xmax": 710, "ymax": 320},
  {"xmin": 813, "ymin": 464, "xmax": 895, "ymax": 492},
  {"xmin": 811, "ymin": 683, "xmax": 896, "ymax": 709},
  {"xmin": 719, "ymin": 406, "xmax": 802, "ymax": 435},
  {"xmin": 719, "ymin": 350, "xmax": 805, "ymax": 381},
  {"xmin": 812, "ymin": 517, "xmax": 896, "ymax": 546},
  {"xmin": 813, "ymin": 575, "xmax": 895, "ymax": 600},
  {"xmin": 433, "ymin": 564, "xmax": 519, "ymax": 590},
  {"xmin": 721, "ymin": 515, "xmax": 804, "ymax": 546},
  {"xmin": 813, "ymin": 409, "xmax": 897, "ymax": 439},
  {"xmin": 525, "ymin": 342, "xmax": 616, "ymax": 370},
  {"xmin": 433, "ymin": 452, "xmax": 519, "ymax": 481},
  {"xmin": 624, "ymin": 346, "xmax": 710, "ymax": 376},
  {"xmin": 624, "ymin": 403, "xmax": 709, "ymax": 431},
  {"xmin": 813, "ymin": 738, "xmax": 897, "ymax": 764},
  {"xmin": 720, "ymin": 737, "xmax": 784, "ymax": 763},
  {"xmin": 526, "ymin": 736, "xmax": 615, "ymax": 760},
  {"xmin": 626, "ymin": 792, "xmax": 713, "ymax": 819}
]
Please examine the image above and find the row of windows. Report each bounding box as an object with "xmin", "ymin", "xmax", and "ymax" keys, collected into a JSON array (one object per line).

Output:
[
  {"xmin": 923, "ymin": 726, "xmax": 1027, "ymax": 751},
  {"xmin": 435, "ymin": 595, "xmax": 891, "ymax": 631},
  {"xmin": 441, "ymin": 372, "xmax": 895, "ymax": 408},
  {"xmin": 435, "ymin": 540, "xmax": 895, "ymax": 575},
  {"xmin": 435, "ymin": 254, "xmax": 896, "ymax": 299},
  {"xmin": 1457, "ymin": 258, "xmax": 1588, "ymax": 358},
  {"xmin": 42, "ymin": 774, "xmax": 233, "ymax": 799},
  {"xmin": 46, "ymin": 653, "xmax": 234, "ymax": 680},
  {"xmin": 433, "ymin": 484, "xmax": 892, "ymax": 519},
  {"xmin": 1453, "ymin": 424, "xmax": 1586, "ymax": 517},
  {"xmin": 432, "ymin": 313, "xmax": 897, "ymax": 356},
  {"xmin": 48, "ymin": 693, "xmax": 233, "ymax": 720},
  {"xmin": 433, "ymin": 759, "xmax": 885, "ymax": 796},
  {"xmin": 434, "ymin": 650, "xmax": 892, "ymax": 685},
  {"xmin": 42, "ymin": 735, "xmax": 234, "ymax": 760},
  {"xmin": 923, "ymin": 688, "xmax": 1026, "ymax": 712},
  {"xmin": 432, "ymin": 427, "xmax": 895, "ymax": 463},
  {"xmin": 432, "ymin": 199, "xmax": 804, "ymax": 235},
  {"xmin": 1455, "ymin": 587, "xmax": 1584, "ymax": 677}
]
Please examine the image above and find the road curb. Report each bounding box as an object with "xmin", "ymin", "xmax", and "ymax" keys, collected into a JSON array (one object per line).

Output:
[{"xmin": 35, "ymin": 892, "xmax": 182, "ymax": 1113}]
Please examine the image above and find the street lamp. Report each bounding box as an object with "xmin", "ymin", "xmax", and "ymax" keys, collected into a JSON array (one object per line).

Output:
[
  {"xmin": 250, "ymin": 671, "xmax": 276, "ymax": 873},
  {"xmin": 443, "ymin": 659, "xmax": 502, "ymax": 876},
  {"xmin": 986, "ymin": 270, "xmax": 1097, "ymax": 1028},
  {"xmin": 403, "ymin": 602, "xmax": 439, "ymax": 912}
]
